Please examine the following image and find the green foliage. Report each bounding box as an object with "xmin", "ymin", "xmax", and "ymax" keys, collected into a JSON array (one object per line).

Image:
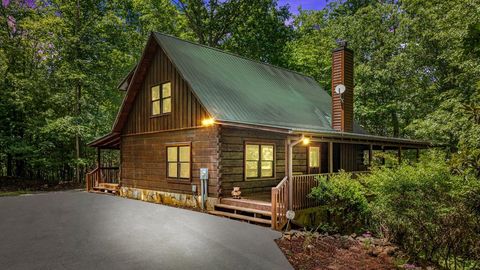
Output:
[
  {"xmin": 0, "ymin": 0, "xmax": 296, "ymax": 181},
  {"xmin": 309, "ymin": 151, "xmax": 480, "ymax": 268},
  {"xmin": 365, "ymin": 152, "xmax": 480, "ymax": 268},
  {"xmin": 309, "ymin": 172, "xmax": 370, "ymax": 233},
  {"xmin": 176, "ymin": 0, "xmax": 293, "ymax": 66},
  {"xmin": 286, "ymin": 0, "xmax": 480, "ymax": 153}
]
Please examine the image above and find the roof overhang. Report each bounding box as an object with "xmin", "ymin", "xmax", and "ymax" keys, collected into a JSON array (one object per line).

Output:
[
  {"xmin": 117, "ymin": 65, "xmax": 137, "ymax": 91},
  {"xmin": 216, "ymin": 120, "xmax": 431, "ymax": 149},
  {"xmin": 290, "ymin": 130, "xmax": 431, "ymax": 149},
  {"xmin": 88, "ymin": 132, "xmax": 121, "ymax": 149}
]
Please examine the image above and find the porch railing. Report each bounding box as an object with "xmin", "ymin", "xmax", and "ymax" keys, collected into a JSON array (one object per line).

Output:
[
  {"xmin": 291, "ymin": 174, "xmax": 326, "ymax": 210},
  {"xmin": 85, "ymin": 166, "xmax": 120, "ymax": 191},
  {"xmin": 291, "ymin": 171, "xmax": 370, "ymax": 211},
  {"xmin": 271, "ymin": 176, "xmax": 289, "ymax": 230}
]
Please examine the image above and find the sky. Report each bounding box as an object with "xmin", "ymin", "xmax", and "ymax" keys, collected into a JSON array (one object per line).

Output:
[{"xmin": 278, "ymin": 0, "xmax": 328, "ymax": 14}]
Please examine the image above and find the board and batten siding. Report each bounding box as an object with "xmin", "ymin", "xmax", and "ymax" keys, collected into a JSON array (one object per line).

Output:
[
  {"xmin": 121, "ymin": 127, "xmax": 219, "ymax": 196},
  {"xmin": 123, "ymin": 45, "xmax": 209, "ymax": 134},
  {"xmin": 120, "ymin": 44, "xmax": 218, "ymax": 196}
]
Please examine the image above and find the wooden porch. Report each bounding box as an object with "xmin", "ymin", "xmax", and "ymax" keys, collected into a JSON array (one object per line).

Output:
[
  {"xmin": 86, "ymin": 166, "xmax": 120, "ymax": 194},
  {"xmin": 209, "ymin": 173, "xmax": 344, "ymax": 229}
]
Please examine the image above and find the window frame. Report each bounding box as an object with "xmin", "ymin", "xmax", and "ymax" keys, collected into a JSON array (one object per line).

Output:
[
  {"xmin": 244, "ymin": 142, "xmax": 276, "ymax": 180},
  {"xmin": 307, "ymin": 145, "xmax": 321, "ymax": 174},
  {"xmin": 166, "ymin": 143, "xmax": 191, "ymax": 181},
  {"xmin": 150, "ymin": 81, "xmax": 172, "ymax": 116}
]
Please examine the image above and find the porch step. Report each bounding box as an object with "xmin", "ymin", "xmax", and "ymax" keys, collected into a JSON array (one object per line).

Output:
[
  {"xmin": 92, "ymin": 183, "xmax": 119, "ymax": 194},
  {"xmin": 221, "ymin": 198, "xmax": 272, "ymax": 212},
  {"xmin": 214, "ymin": 203, "xmax": 272, "ymax": 217},
  {"xmin": 209, "ymin": 210, "xmax": 271, "ymax": 225}
]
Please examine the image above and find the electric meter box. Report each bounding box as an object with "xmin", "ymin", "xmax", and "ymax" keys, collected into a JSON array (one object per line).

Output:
[{"xmin": 200, "ymin": 168, "xmax": 208, "ymax": 180}]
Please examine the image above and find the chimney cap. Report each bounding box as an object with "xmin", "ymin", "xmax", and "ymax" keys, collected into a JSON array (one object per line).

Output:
[{"xmin": 335, "ymin": 39, "xmax": 348, "ymax": 48}]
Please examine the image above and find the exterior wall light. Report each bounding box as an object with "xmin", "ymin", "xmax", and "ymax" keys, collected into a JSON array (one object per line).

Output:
[
  {"xmin": 201, "ymin": 118, "xmax": 215, "ymax": 127},
  {"xmin": 302, "ymin": 137, "xmax": 310, "ymax": 145}
]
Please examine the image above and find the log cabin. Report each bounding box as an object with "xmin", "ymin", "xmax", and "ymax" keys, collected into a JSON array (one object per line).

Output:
[{"xmin": 87, "ymin": 33, "xmax": 430, "ymax": 229}]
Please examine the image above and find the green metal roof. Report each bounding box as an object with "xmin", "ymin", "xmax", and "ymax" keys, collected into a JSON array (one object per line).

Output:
[{"xmin": 154, "ymin": 33, "xmax": 344, "ymax": 133}]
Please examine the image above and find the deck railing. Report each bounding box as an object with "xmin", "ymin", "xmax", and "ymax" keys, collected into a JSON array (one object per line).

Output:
[
  {"xmin": 85, "ymin": 166, "xmax": 120, "ymax": 191},
  {"xmin": 291, "ymin": 173, "xmax": 327, "ymax": 210},
  {"xmin": 291, "ymin": 171, "xmax": 370, "ymax": 211},
  {"xmin": 271, "ymin": 176, "xmax": 289, "ymax": 230}
]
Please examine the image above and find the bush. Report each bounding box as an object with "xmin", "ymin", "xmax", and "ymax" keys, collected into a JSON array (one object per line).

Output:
[
  {"xmin": 364, "ymin": 152, "xmax": 480, "ymax": 268},
  {"xmin": 309, "ymin": 172, "xmax": 370, "ymax": 233},
  {"xmin": 309, "ymin": 150, "xmax": 480, "ymax": 268}
]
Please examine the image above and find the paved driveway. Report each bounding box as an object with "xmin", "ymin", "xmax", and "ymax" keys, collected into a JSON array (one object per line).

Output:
[{"xmin": 0, "ymin": 191, "xmax": 292, "ymax": 270}]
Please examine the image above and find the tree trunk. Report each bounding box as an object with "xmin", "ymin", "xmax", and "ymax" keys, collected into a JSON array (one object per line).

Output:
[
  {"xmin": 75, "ymin": 82, "xmax": 81, "ymax": 183},
  {"xmin": 6, "ymin": 153, "xmax": 13, "ymax": 176},
  {"xmin": 15, "ymin": 159, "xmax": 24, "ymax": 178},
  {"xmin": 391, "ymin": 110, "xmax": 399, "ymax": 137}
]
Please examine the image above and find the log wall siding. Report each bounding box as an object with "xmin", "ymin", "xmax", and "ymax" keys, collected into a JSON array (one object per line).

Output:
[
  {"xmin": 123, "ymin": 45, "xmax": 209, "ymax": 134},
  {"xmin": 121, "ymin": 127, "xmax": 219, "ymax": 196},
  {"xmin": 331, "ymin": 47, "xmax": 354, "ymax": 132},
  {"xmin": 219, "ymin": 127, "xmax": 308, "ymax": 196}
]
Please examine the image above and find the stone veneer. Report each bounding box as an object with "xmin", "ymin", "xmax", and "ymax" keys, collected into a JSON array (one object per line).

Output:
[{"xmin": 118, "ymin": 186, "xmax": 218, "ymax": 211}]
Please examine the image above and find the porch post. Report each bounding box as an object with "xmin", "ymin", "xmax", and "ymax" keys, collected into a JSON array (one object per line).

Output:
[
  {"xmin": 287, "ymin": 135, "xmax": 305, "ymax": 210},
  {"xmin": 328, "ymin": 142, "xmax": 333, "ymax": 173},
  {"xmin": 97, "ymin": 148, "xmax": 101, "ymax": 168},
  {"xmin": 287, "ymin": 140, "xmax": 293, "ymax": 210},
  {"xmin": 368, "ymin": 144, "xmax": 373, "ymax": 167}
]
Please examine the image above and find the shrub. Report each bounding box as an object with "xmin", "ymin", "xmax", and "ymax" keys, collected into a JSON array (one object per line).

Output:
[
  {"xmin": 309, "ymin": 172, "xmax": 370, "ymax": 233},
  {"xmin": 364, "ymin": 151, "xmax": 480, "ymax": 269},
  {"xmin": 309, "ymin": 150, "xmax": 480, "ymax": 268}
]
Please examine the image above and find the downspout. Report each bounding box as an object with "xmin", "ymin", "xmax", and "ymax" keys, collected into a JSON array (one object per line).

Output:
[{"xmin": 287, "ymin": 135, "xmax": 305, "ymax": 210}]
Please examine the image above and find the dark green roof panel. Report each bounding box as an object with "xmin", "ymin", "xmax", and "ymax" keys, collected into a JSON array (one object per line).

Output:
[{"xmin": 154, "ymin": 33, "xmax": 335, "ymax": 132}]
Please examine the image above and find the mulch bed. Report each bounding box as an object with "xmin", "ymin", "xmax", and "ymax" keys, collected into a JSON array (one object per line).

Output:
[{"xmin": 276, "ymin": 231, "xmax": 415, "ymax": 270}]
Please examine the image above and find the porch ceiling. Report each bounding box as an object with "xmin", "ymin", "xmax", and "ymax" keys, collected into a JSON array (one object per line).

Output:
[{"xmin": 289, "ymin": 129, "xmax": 431, "ymax": 149}]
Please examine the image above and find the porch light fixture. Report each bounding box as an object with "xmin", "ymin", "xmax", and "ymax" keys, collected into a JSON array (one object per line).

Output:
[
  {"xmin": 201, "ymin": 117, "xmax": 215, "ymax": 127},
  {"xmin": 302, "ymin": 137, "xmax": 310, "ymax": 145}
]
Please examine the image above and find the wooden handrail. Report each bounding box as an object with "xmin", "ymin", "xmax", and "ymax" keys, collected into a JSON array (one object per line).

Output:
[
  {"xmin": 85, "ymin": 167, "xmax": 100, "ymax": 192},
  {"xmin": 85, "ymin": 166, "xmax": 120, "ymax": 192},
  {"xmin": 274, "ymin": 175, "xmax": 289, "ymax": 189},
  {"xmin": 271, "ymin": 176, "xmax": 289, "ymax": 230}
]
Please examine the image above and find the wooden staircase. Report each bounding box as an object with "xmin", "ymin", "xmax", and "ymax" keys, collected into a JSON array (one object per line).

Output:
[
  {"xmin": 209, "ymin": 198, "xmax": 272, "ymax": 226},
  {"xmin": 92, "ymin": 183, "xmax": 119, "ymax": 194}
]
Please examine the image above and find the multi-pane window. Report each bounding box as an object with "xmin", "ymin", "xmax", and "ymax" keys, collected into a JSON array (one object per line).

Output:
[
  {"xmin": 167, "ymin": 145, "xmax": 190, "ymax": 179},
  {"xmin": 245, "ymin": 143, "xmax": 274, "ymax": 179},
  {"xmin": 308, "ymin": 146, "xmax": 320, "ymax": 173},
  {"xmin": 151, "ymin": 82, "xmax": 171, "ymax": 115}
]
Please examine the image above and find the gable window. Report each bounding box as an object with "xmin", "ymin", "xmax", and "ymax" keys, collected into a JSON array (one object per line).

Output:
[
  {"xmin": 308, "ymin": 146, "xmax": 320, "ymax": 174},
  {"xmin": 245, "ymin": 143, "xmax": 274, "ymax": 179},
  {"xmin": 151, "ymin": 82, "xmax": 171, "ymax": 115},
  {"xmin": 167, "ymin": 145, "xmax": 190, "ymax": 179}
]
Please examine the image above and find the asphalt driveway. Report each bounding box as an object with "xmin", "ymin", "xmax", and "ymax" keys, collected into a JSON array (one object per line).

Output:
[{"xmin": 0, "ymin": 191, "xmax": 292, "ymax": 270}]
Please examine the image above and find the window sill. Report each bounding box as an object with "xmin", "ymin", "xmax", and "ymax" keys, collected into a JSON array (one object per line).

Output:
[{"xmin": 150, "ymin": 113, "xmax": 171, "ymax": 118}]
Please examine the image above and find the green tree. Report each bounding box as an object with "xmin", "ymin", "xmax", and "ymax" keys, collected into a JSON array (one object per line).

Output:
[{"xmin": 174, "ymin": 0, "xmax": 293, "ymax": 65}]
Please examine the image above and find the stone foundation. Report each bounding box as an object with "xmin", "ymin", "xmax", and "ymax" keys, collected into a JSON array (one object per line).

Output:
[{"xmin": 118, "ymin": 186, "xmax": 218, "ymax": 211}]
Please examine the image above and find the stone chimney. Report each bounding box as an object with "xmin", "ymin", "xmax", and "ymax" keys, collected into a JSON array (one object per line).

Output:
[{"xmin": 331, "ymin": 40, "xmax": 354, "ymax": 132}]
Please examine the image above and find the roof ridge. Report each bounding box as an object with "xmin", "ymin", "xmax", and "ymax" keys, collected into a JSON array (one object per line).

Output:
[{"xmin": 153, "ymin": 32, "xmax": 317, "ymax": 81}]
